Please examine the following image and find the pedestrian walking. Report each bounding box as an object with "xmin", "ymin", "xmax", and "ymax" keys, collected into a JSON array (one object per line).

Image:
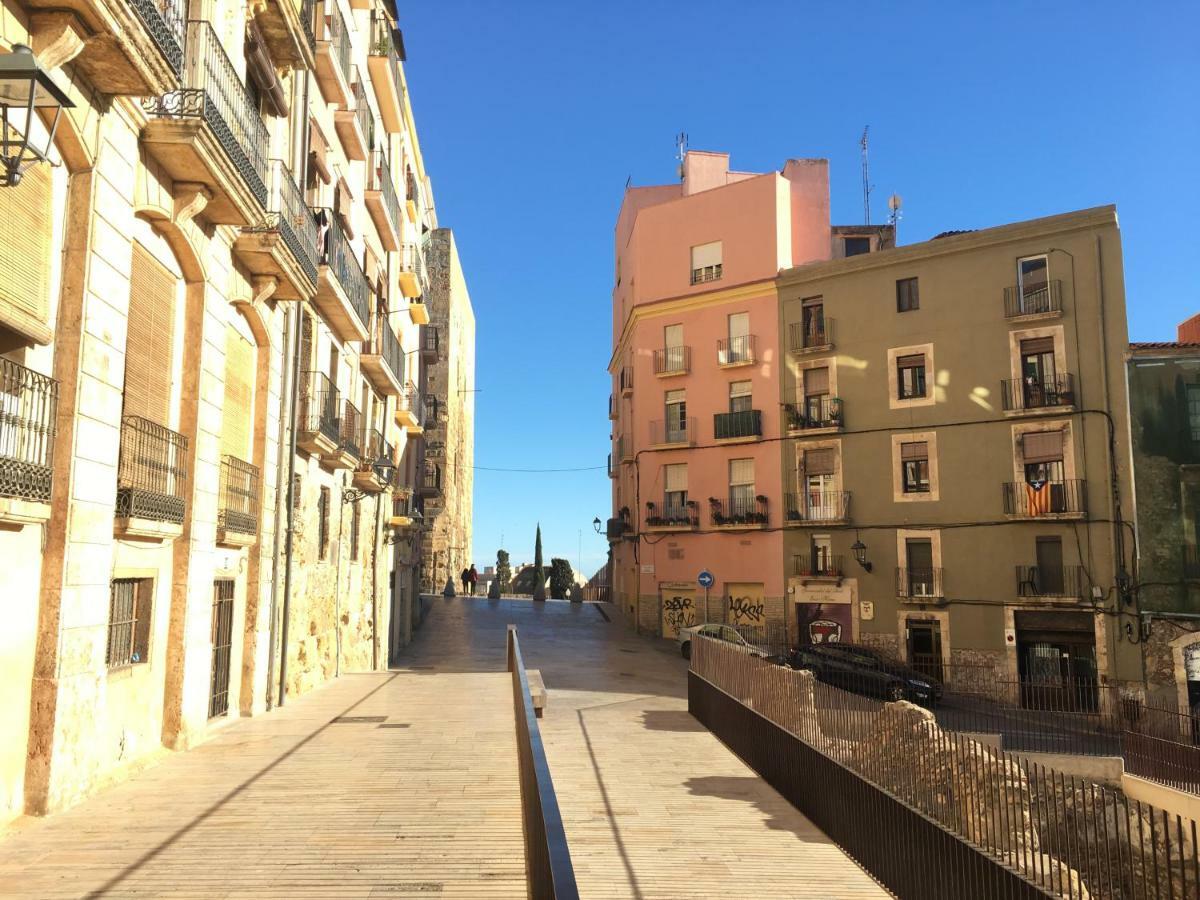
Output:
[
  {"xmin": 468, "ymin": 565, "xmax": 478, "ymax": 596},
  {"xmin": 460, "ymin": 567, "xmax": 470, "ymax": 596}
]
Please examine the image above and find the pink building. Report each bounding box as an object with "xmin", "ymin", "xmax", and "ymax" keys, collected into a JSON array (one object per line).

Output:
[{"xmin": 608, "ymin": 150, "xmax": 890, "ymax": 641}]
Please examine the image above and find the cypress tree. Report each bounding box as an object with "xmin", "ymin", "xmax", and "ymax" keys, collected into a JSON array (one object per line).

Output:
[{"xmin": 532, "ymin": 524, "xmax": 546, "ymax": 601}]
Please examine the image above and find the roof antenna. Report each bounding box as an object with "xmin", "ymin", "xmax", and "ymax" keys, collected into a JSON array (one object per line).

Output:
[
  {"xmin": 675, "ymin": 131, "xmax": 688, "ymax": 182},
  {"xmin": 860, "ymin": 126, "xmax": 871, "ymax": 225},
  {"xmin": 888, "ymin": 193, "xmax": 903, "ymax": 243}
]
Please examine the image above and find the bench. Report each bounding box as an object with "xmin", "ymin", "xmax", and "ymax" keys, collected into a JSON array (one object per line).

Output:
[{"xmin": 526, "ymin": 669, "xmax": 547, "ymax": 718}]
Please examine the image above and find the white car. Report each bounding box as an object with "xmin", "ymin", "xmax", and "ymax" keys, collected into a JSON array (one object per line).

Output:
[{"xmin": 677, "ymin": 623, "xmax": 771, "ymax": 661}]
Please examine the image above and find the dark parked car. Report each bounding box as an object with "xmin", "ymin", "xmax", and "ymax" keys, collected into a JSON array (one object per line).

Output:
[{"xmin": 785, "ymin": 643, "xmax": 942, "ymax": 705}]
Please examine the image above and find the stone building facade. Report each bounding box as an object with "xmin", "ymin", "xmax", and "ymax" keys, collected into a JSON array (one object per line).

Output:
[
  {"xmin": 0, "ymin": 0, "xmax": 454, "ymax": 824},
  {"xmin": 419, "ymin": 227, "xmax": 475, "ymax": 593}
]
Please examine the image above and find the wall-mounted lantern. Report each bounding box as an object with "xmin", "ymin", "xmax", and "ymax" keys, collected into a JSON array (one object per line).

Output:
[
  {"xmin": 0, "ymin": 45, "xmax": 74, "ymax": 187},
  {"xmin": 851, "ymin": 531, "xmax": 873, "ymax": 573}
]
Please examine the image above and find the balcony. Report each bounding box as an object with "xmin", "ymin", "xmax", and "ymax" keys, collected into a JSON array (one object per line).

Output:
[
  {"xmin": 897, "ymin": 567, "xmax": 945, "ymax": 602},
  {"xmin": 408, "ymin": 297, "xmax": 430, "ymax": 326},
  {"xmin": 0, "ymin": 358, "xmax": 58, "ymax": 525},
  {"xmin": 653, "ymin": 346, "xmax": 690, "ymax": 377},
  {"xmin": 405, "ymin": 169, "xmax": 421, "ymax": 224},
  {"xmin": 608, "ymin": 394, "xmax": 617, "ymax": 421},
  {"xmin": 365, "ymin": 151, "xmax": 402, "ymax": 251},
  {"xmin": 217, "ymin": 455, "xmax": 259, "ymax": 547},
  {"xmin": 794, "ymin": 554, "xmax": 845, "ymax": 579},
  {"xmin": 395, "ymin": 383, "xmax": 423, "ymax": 433},
  {"xmin": 352, "ymin": 429, "xmax": 389, "ymax": 492},
  {"xmin": 649, "ymin": 417, "xmax": 696, "ymax": 448},
  {"xmin": 616, "ymin": 434, "xmax": 633, "ymax": 464},
  {"xmin": 710, "ymin": 494, "xmax": 768, "ymax": 529},
  {"xmin": 785, "ymin": 397, "xmax": 843, "ymax": 433},
  {"xmin": 619, "ymin": 366, "xmax": 633, "ymax": 397},
  {"xmin": 322, "ymin": 399, "xmax": 361, "ymax": 469},
  {"xmin": 361, "ymin": 319, "xmax": 404, "ymax": 396},
  {"xmin": 388, "ymin": 491, "xmax": 416, "ymax": 526},
  {"xmin": 314, "ymin": 0, "xmax": 351, "ymax": 106},
  {"xmin": 251, "ymin": 0, "xmax": 316, "ymax": 72},
  {"xmin": 1003, "ymin": 479, "xmax": 1087, "ymax": 519},
  {"xmin": 114, "ymin": 415, "xmax": 188, "ymax": 539},
  {"xmin": 1004, "ymin": 280, "xmax": 1063, "ymax": 320},
  {"xmin": 717, "ymin": 335, "xmax": 756, "ymax": 367},
  {"xmin": 142, "ymin": 21, "xmax": 269, "ymax": 225},
  {"xmin": 398, "ymin": 243, "xmax": 426, "ymax": 299},
  {"xmin": 296, "ymin": 371, "xmax": 340, "ymax": 457},
  {"xmin": 789, "ymin": 318, "xmax": 834, "ymax": 355},
  {"xmin": 605, "ymin": 515, "xmax": 629, "ymax": 543},
  {"xmin": 607, "ymin": 453, "xmax": 615, "ymax": 479},
  {"xmin": 420, "ymin": 461, "xmax": 443, "ymax": 497},
  {"xmin": 785, "ymin": 490, "xmax": 851, "ymax": 525},
  {"xmin": 645, "ymin": 499, "xmax": 699, "ymax": 532},
  {"xmin": 1016, "ymin": 565, "xmax": 1086, "ymax": 600},
  {"xmin": 367, "ymin": 11, "xmax": 405, "ymax": 134},
  {"xmin": 1001, "ymin": 374, "xmax": 1077, "ymax": 413},
  {"xmin": 313, "ymin": 211, "xmax": 370, "ymax": 341},
  {"xmin": 333, "ymin": 74, "xmax": 369, "ymax": 161},
  {"xmin": 235, "ymin": 160, "xmax": 318, "ymax": 300},
  {"xmin": 424, "ymin": 393, "xmax": 441, "ymax": 425},
  {"xmin": 691, "ymin": 264, "xmax": 722, "ymax": 285},
  {"xmin": 713, "ymin": 409, "xmax": 762, "ymax": 442},
  {"xmin": 421, "ymin": 325, "xmax": 440, "ymax": 362}
]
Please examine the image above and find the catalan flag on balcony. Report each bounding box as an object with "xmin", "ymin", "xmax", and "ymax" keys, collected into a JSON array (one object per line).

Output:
[{"xmin": 1026, "ymin": 478, "xmax": 1051, "ymax": 516}]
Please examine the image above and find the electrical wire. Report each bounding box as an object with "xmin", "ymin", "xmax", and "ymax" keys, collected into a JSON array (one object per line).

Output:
[{"xmin": 473, "ymin": 464, "xmax": 608, "ymax": 473}]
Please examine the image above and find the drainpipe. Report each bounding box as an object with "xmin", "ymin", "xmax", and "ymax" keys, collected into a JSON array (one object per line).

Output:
[
  {"xmin": 265, "ymin": 303, "xmax": 294, "ymax": 711},
  {"xmin": 334, "ymin": 478, "xmax": 344, "ymax": 678},
  {"xmin": 278, "ymin": 301, "xmax": 303, "ymax": 707},
  {"xmin": 371, "ymin": 492, "xmax": 380, "ymax": 670}
]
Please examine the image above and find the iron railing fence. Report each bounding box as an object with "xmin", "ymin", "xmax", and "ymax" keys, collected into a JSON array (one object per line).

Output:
[
  {"xmin": 1003, "ymin": 479, "xmax": 1088, "ymax": 517},
  {"xmin": 367, "ymin": 318, "xmax": 403, "ymax": 384},
  {"xmin": 116, "ymin": 415, "xmax": 188, "ymax": 523},
  {"xmin": 130, "ymin": 0, "xmax": 187, "ymax": 75},
  {"xmin": 784, "ymin": 490, "xmax": 850, "ymax": 523},
  {"xmin": 299, "ymin": 371, "xmax": 340, "ymax": 443},
  {"xmin": 299, "ymin": 0, "xmax": 316, "ymax": 52},
  {"xmin": 580, "ymin": 584, "xmax": 611, "ymax": 603},
  {"xmin": 709, "ymin": 493, "xmax": 767, "ymax": 526},
  {"xmin": 356, "ymin": 426, "xmax": 384, "ymax": 468},
  {"xmin": 246, "ymin": 159, "xmax": 318, "ymax": 284},
  {"xmin": 348, "ymin": 73, "xmax": 369, "ymax": 143},
  {"xmin": 399, "ymin": 242, "xmax": 426, "ymax": 284},
  {"xmin": 789, "ymin": 317, "xmax": 833, "ymax": 352},
  {"xmin": 648, "ymin": 416, "xmax": 695, "ymax": 446},
  {"xmin": 421, "ymin": 324, "xmax": 440, "ymax": 359},
  {"xmin": 713, "ymin": 408, "xmax": 761, "ymax": 440},
  {"xmin": 315, "ymin": 209, "xmax": 371, "ymax": 329},
  {"xmin": 1123, "ymin": 728, "xmax": 1200, "ymax": 795},
  {"xmin": 423, "ymin": 393, "xmax": 440, "ymax": 423},
  {"xmin": 692, "ymin": 638, "xmax": 1200, "ymax": 900},
  {"xmin": 0, "ymin": 357, "xmax": 58, "ymax": 503},
  {"xmin": 146, "ymin": 21, "xmax": 270, "ymax": 207},
  {"xmin": 1004, "ymin": 280, "xmax": 1063, "ymax": 318},
  {"xmin": 1016, "ymin": 565, "xmax": 1087, "ymax": 599},
  {"xmin": 339, "ymin": 399, "xmax": 362, "ymax": 458},
  {"xmin": 506, "ymin": 627, "xmax": 579, "ymax": 899},
  {"xmin": 367, "ymin": 149, "xmax": 402, "ymax": 232},
  {"xmin": 793, "ymin": 553, "xmax": 845, "ymax": 578},
  {"xmin": 652, "ymin": 345, "xmax": 690, "ymax": 375},
  {"xmin": 645, "ymin": 499, "xmax": 698, "ymax": 529},
  {"xmin": 717, "ymin": 334, "xmax": 756, "ymax": 365},
  {"xmin": 323, "ymin": 0, "xmax": 351, "ymax": 85},
  {"xmin": 1001, "ymin": 374, "xmax": 1077, "ymax": 411},
  {"xmin": 896, "ymin": 565, "xmax": 945, "ymax": 600},
  {"xmin": 785, "ymin": 396, "xmax": 843, "ymax": 431},
  {"xmin": 218, "ymin": 454, "xmax": 258, "ymax": 534}
]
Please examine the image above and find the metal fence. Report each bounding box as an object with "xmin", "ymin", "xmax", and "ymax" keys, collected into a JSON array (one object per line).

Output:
[
  {"xmin": 709, "ymin": 493, "xmax": 767, "ymax": 526},
  {"xmin": 368, "ymin": 149, "xmax": 402, "ymax": 233},
  {"xmin": 506, "ymin": 626, "xmax": 578, "ymax": 899},
  {"xmin": 116, "ymin": 415, "xmax": 188, "ymax": 523},
  {"xmin": 717, "ymin": 334, "xmax": 756, "ymax": 365},
  {"xmin": 218, "ymin": 454, "xmax": 259, "ymax": 535},
  {"xmin": 0, "ymin": 357, "xmax": 58, "ymax": 503},
  {"xmin": 788, "ymin": 317, "xmax": 833, "ymax": 352},
  {"xmin": 652, "ymin": 345, "xmax": 690, "ymax": 375},
  {"xmin": 785, "ymin": 489, "xmax": 851, "ymax": 523},
  {"xmin": 253, "ymin": 159, "xmax": 318, "ymax": 284},
  {"xmin": 339, "ymin": 399, "xmax": 362, "ymax": 458},
  {"xmin": 1004, "ymin": 280, "xmax": 1063, "ymax": 318},
  {"xmin": 1001, "ymin": 374, "xmax": 1078, "ymax": 411},
  {"xmin": 299, "ymin": 371, "xmax": 340, "ymax": 443},
  {"xmin": 691, "ymin": 637, "xmax": 1200, "ymax": 900},
  {"xmin": 649, "ymin": 417, "xmax": 696, "ymax": 446}
]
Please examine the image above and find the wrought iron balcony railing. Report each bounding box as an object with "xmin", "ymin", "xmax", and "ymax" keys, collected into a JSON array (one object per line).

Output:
[
  {"xmin": 785, "ymin": 490, "xmax": 851, "ymax": 523},
  {"xmin": 348, "ymin": 76, "xmax": 369, "ymax": 143},
  {"xmin": 653, "ymin": 345, "xmax": 690, "ymax": 376},
  {"xmin": 897, "ymin": 567, "xmax": 944, "ymax": 600},
  {"xmin": 717, "ymin": 335, "xmax": 756, "ymax": 366},
  {"xmin": 785, "ymin": 397, "xmax": 843, "ymax": 431},
  {"xmin": 1001, "ymin": 374, "xmax": 1077, "ymax": 411},
  {"xmin": 367, "ymin": 149, "xmax": 402, "ymax": 231},
  {"xmin": 243, "ymin": 159, "xmax": 318, "ymax": 284},
  {"xmin": 421, "ymin": 324, "xmax": 440, "ymax": 360},
  {"xmin": 339, "ymin": 399, "xmax": 362, "ymax": 458},
  {"xmin": 300, "ymin": 0, "xmax": 316, "ymax": 53},
  {"xmin": 299, "ymin": 371, "xmax": 340, "ymax": 443},
  {"xmin": 116, "ymin": 415, "xmax": 188, "ymax": 523},
  {"xmin": 714, "ymin": 409, "xmax": 762, "ymax": 440},
  {"xmin": 130, "ymin": 0, "xmax": 187, "ymax": 76},
  {"xmin": 324, "ymin": 0, "xmax": 351, "ymax": 85},
  {"xmin": 356, "ymin": 427, "xmax": 388, "ymax": 480},
  {"xmin": 1004, "ymin": 280, "xmax": 1063, "ymax": 318},
  {"xmin": 691, "ymin": 263, "xmax": 722, "ymax": 285},
  {"xmin": 424, "ymin": 393, "xmax": 441, "ymax": 423},
  {"xmin": 619, "ymin": 365, "xmax": 633, "ymax": 395},
  {"xmin": 649, "ymin": 417, "xmax": 696, "ymax": 446},
  {"xmin": 794, "ymin": 554, "xmax": 845, "ymax": 578},
  {"xmin": 366, "ymin": 318, "xmax": 403, "ymax": 384},
  {"xmin": 1002, "ymin": 479, "xmax": 1087, "ymax": 517},
  {"xmin": 397, "ymin": 381, "xmax": 423, "ymax": 426},
  {"xmin": 315, "ymin": 209, "xmax": 371, "ymax": 329},
  {"xmin": 1016, "ymin": 565, "xmax": 1085, "ymax": 599},
  {"xmin": 646, "ymin": 499, "xmax": 698, "ymax": 529},
  {"xmin": 421, "ymin": 462, "xmax": 442, "ymax": 494},
  {"xmin": 145, "ymin": 21, "xmax": 270, "ymax": 207},
  {"xmin": 218, "ymin": 454, "xmax": 259, "ymax": 534},
  {"xmin": 0, "ymin": 358, "xmax": 58, "ymax": 503},
  {"xmin": 710, "ymin": 494, "xmax": 768, "ymax": 527},
  {"xmin": 789, "ymin": 318, "xmax": 834, "ymax": 352}
]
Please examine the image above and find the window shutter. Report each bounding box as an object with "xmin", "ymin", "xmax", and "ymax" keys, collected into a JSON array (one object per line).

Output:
[
  {"xmin": 728, "ymin": 312, "xmax": 749, "ymax": 338},
  {"xmin": 664, "ymin": 323, "xmax": 683, "ymax": 347},
  {"xmin": 897, "ymin": 354, "xmax": 925, "ymax": 369},
  {"xmin": 803, "ymin": 448, "xmax": 835, "ymax": 475},
  {"xmin": 1021, "ymin": 337, "xmax": 1055, "ymax": 355},
  {"xmin": 729, "ymin": 380, "xmax": 752, "ymax": 398},
  {"xmin": 664, "ymin": 463, "xmax": 687, "ymax": 493},
  {"xmin": 803, "ymin": 367, "xmax": 829, "ymax": 395},
  {"xmin": 125, "ymin": 244, "xmax": 176, "ymax": 425},
  {"xmin": 0, "ymin": 162, "xmax": 52, "ymax": 336},
  {"xmin": 729, "ymin": 458, "xmax": 755, "ymax": 485},
  {"xmin": 1022, "ymin": 430, "xmax": 1065, "ymax": 463},
  {"xmin": 222, "ymin": 324, "xmax": 255, "ymax": 460},
  {"xmin": 665, "ymin": 389, "xmax": 685, "ymax": 405},
  {"xmin": 691, "ymin": 241, "xmax": 721, "ymax": 269},
  {"xmin": 901, "ymin": 441, "xmax": 928, "ymax": 461}
]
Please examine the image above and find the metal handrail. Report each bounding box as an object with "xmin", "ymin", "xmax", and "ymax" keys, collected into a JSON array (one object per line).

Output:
[
  {"xmin": 0, "ymin": 357, "xmax": 58, "ymax": 503},
  {"xmin": 315, "ymin": 209, "xmax": 371, "ymax": 330},
  {"xmin": 788, "ymin": 318, "xmax": 834, "ymax": 352},
  {"xmin": 649, "ymin": 417, "xmax": 695, "ymax": 445},
  {"xmin": 129, "ymin": 0, "xmax": 186, "ymax": 75},
  {"xmin": 1000, "ymin": 373, "xmax": 1077, "ymax": 411},
  {"xmin": 710, "ymin": 494, "xmax": 767, "ymax": 526},
  {"xmin": 323, "ymin": 0, "xmax": 351, "ymax": 86},
  {"xmin": 506, "ymin": 626, "xmax": 579, "ymax": 899},
  {"xmin": 1004, "ymin": 280, "xmax": 1063, "ymax": 317},
  {"xmin": 645, "ymin": 499, "xmax": 698, "ymax": 528},
  {"xmin": 340, "ymin": 400, "xmax": 362, "ymax": 458},
  {"xmin": 248, "ymin": 160, "xmax": 318, "ymax": 284},
  {"xmin": 896, "ymin": 566, "xmax": 945, "ymax": 599},
  {"xmin": 369, "ymin": 11, "xmax": 403, "ymax": 98},
  {"xmin": 1002, "ymin": 479, "xmax": 1087, "ymax": 517},
  {"xmin": 717, "ymin": 334, "xmax": 756, "ymax": 365},
  {"xmin": 785, "ymin": 490, "xmax": 851, "ymax": 523},
  {"xmin": 652, "ymin": 345, "xmax": 690, "ymax": 375},
  {"xmin": 300, "ymin": 371, "xmax": 340, "ymax": 443},
  {"xmin": 369, "ymin": 318, "xmax": 404, "ymax": 384},
  {"xmin": 349, "ymin": 73, "xmax": 369, "ymax": 144}
]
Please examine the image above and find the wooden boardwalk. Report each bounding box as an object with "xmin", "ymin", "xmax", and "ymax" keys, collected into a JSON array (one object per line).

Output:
[{"xmin": 0, "ymin": 670, "xmax": 525, "ymax": 899}]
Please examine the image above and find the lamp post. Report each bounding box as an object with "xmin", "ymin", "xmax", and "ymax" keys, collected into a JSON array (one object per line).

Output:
[{"xmin": 0, "ymin": 45, "xmax": 74, "ymax": 186}]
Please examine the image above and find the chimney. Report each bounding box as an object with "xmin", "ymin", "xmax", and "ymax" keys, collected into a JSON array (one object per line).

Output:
[{"xmin": 1178, "ymin": 314, "xmax": 1200, "ymax": 343}]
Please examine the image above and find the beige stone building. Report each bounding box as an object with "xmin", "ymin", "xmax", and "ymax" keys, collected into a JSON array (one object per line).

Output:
[
  {"xmin": 419, "ymin": 227, "xmax": 475, "ymax": 593},
  {"xmin": 0, "ymin": 0, "xmax": 452, "ymax": 823}
]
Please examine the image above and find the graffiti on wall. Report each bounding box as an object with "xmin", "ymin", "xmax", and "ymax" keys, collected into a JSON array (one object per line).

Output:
[
  {"xmin": 725, "ymin": 582, "xmax": 766, "ymax": 628},
  {"xmin": 661, "ymin": 588, "xmax": 697, "ymax": 639}
]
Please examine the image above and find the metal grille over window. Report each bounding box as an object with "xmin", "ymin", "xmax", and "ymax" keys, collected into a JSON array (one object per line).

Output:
[
  {"xmin": 106, "ymin": 578, "xmax": 152, "ymax": 668},
  {"xmin": 0, "ymin": 358, "xmax": 58, "ymax": 502},
  {"xmin": 209, "ymin": 580, "xmax": 234, "ymax": 718}
]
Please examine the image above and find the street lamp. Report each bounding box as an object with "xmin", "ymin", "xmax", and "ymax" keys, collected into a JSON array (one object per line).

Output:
[
  {"xmin": 592, "ymin": 516, "xmax": 602, "ymax": 534},
  {"xmin": 0, "ymin": 45, "xmax": 74, "ymax": 187},
  {"xmin": 850, "ymin": 531, "xmax": 873, "ymax": 573}
]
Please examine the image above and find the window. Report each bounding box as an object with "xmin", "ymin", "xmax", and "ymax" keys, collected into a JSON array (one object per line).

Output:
[
  {"xmin": 125, "ymin": 243, "xmax": 177, "ymax": 425},
  {"xmin": 0, "ymin": 162, "xmax": 53, "ymax": 343},
  {"xmin": 723, "ymin": 312, "xmax": 752, "ymax": 363},
  {"xmin": 896, "ymin": 277, "xmax": 919, "ymax": 312},
  {"xmin": 1189, "ymin": 385, "xmax": 1200, "ymax": 442},
  {"xmin": 664, "ymin": 463, "xmax": 688, "ymax": 514},
  {"xmin": 106, "ymin": 578, "xmax": 153, "ymax": 668},
  {"xmin": 662, "ymin": 323, "xmax": 685, "ymax": 372},
  {"xmin": 1018, "ymin": 256, "xmax": 1050, "ymax": 312},
  {"xmin": 691, "ymin": 241, "xmax": 722, "ymax": 284},
  {"xmin": 800, "ymin": 299, "xmax": 825, "ymax": 346},
  {"xmin": 905, "ymin": 539, "xmax": 935, "ymax": 596},
  {"xmin": 897, "ymin": 354, "xmax": 927, "ymax": 399},
  {"xmin": 901, "ymin": 442, "xmax": 930, "ymax": 493},
  {"xmin": 665, "ymin": 389, "xmax": 686, "ymax": 442},
  {"xmin": 844, "ymin": 236, "xmax": 871, "ymax": 256},
  {"xmin": 810, "ymin": 534, "xmax": 834, "ymax": 576},
  {"xmin": 318, "ymin": 486, "xmax": 330, "ymax": 559},
  {"xmin": 351, "ymin": 500, "xmax": 360, "ymax": 561},
  {"xmin": 802, "ymin": 448, "xmax": 836, "ymax": 518},
  {"xmin": 1021, "ymin": 430, "xmax": 1065, "ymax": 484},
  {"xmin": 729, "ymin": 458, "xmax": 754, "ymax": 511},
  {"xmin": 802, "ymin": 367, "xmax": 830, "ymax": 424},
  {"xmin": 1036, "ymin": 537, "xmax": 1065, "ymax": 595},
  {"xmin": 729, "ymin": 380, "xmax": 752, "ymax": 413},
  {"xmin": 1020, "ymin": 337, "xmax": 1057, "ymax": 402}
]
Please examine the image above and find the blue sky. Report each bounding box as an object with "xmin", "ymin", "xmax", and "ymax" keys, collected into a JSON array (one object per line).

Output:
[{"xmin": 401, "ymin": 1, "xmax": 1200, "ymax": 576}]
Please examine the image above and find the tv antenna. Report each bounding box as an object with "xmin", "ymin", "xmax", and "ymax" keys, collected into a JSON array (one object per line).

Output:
[
  {"xmin": 860, "ymin": 126, "xmax": 872, "ymax": 225},
  {"xmin": 675, "ymin": 131, "xmax": 688, "ymax": 181}
]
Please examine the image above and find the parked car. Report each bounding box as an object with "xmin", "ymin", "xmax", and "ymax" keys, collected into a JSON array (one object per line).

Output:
[
  {"xmin": 678, "ymin": 623, "xmax": 772, "ymax": 661},
  {"xmin": 785, "ymin": 643, "xmax": 942, "ymax": 705}
]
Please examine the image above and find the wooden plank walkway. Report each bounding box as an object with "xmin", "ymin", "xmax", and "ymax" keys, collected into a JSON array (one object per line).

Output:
[{"xmin": 0, "ymin": 670, "xmax": 525, "ymax": 899}]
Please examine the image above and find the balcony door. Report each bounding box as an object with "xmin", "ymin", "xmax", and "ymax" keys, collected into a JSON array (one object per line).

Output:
[
  {"xmin": 905, "ymin": 539, "xmax": 934, "ymax": 596},
  {"xmin": 665, "ymin": 390, "xmax": 686, "ymax": 443},
  {"xmin": 803, "ymin": 367, "xmax": 830, "ymax": 425},
  {"xmin": 802, "ymin": 448, "xmax": 835, "ymax": 518},
  {"xmin": 1036, "ymin": 536, "xmax": 1065, "ymax": 594},
  {"xmin": 1020, "ymin": 337, "xmax": 1056, "ymax": 405},
  {"xmin": 726, "ymin": 312, "xmax": 750, "ymax": 364},
  {"xmin": 1018, "ymin": 256, "xmax": 1050, "ymax": 314},
  {"xmin": 906, "ymin": 618, "xmax": 943, "ymax": 682},
  {"xmin": 729, "ymin": 458, "xmax": 754, "ymax": 516},
  {"xmin": 664, "ymin": 323, "xmax": 684, "ymax": 371},
  {"xmin": 801, "ymin": 299, "xmax": 824, "ymax": 344}
]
